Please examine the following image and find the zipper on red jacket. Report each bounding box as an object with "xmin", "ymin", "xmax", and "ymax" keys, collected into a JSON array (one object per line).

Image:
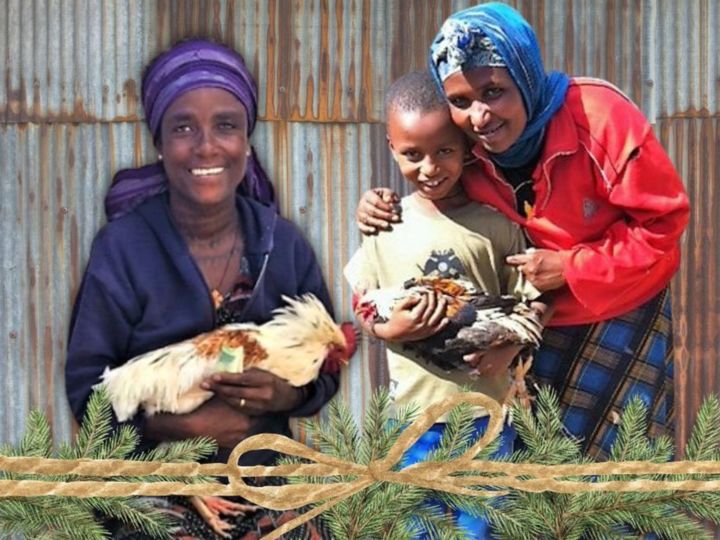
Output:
[
  {"xmin": 537, "ymin": 148, "xmax": 576, "ymax": 211},
  {"xmin": 476, "ymin": 154, "xmax": 526, "ymax": 221}
]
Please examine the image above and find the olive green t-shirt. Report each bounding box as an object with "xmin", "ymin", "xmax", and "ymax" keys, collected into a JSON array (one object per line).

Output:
[{"xmin": 345, "ymin": 194, "xmax": 540, "ymax": 419}]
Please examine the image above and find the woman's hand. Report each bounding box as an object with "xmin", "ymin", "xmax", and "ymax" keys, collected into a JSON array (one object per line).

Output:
[
  {"xmin": 202, "ymin": 368, "xmax": 303, "ymax": 415},
  {"xmin": 356, "ymin": 188, "xmax": 401, "ymax": 235},
  {"xmin": 506, "ymin": 249, "xmax": 570, "ymax": 292},
  {"xmin": 144, "ymin": 396, "xmax": 254, "ymax": 449},
  {"xmin": 464, "ymin": 344, "xmax": 524, "ymax": 377},
  {"xmin": 375, "ymin": 291, "xmax": 448, "ymax": 342}
]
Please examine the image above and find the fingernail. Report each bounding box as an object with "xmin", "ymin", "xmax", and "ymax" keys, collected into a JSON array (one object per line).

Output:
[{"xmin": 200, "ymin": 382, "xmax": 209, "ymax": 389}]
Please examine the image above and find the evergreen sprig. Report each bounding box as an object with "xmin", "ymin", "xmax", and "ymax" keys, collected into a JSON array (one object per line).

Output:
[
  {"xmin": 0, "ymin": 387, "xmax": 218, "ymax": 540},
  {"xmin": 279, "ymin": 387, "xmax": 501, "ymax": 539},
  {"xmin": 6, "ymin": 384, "xmax": 720, "ymax": 539},
  {"xmin": 282, "ymin": 386, "xmax": 720, "ymax": 540},
  {"xmin": 489, "ymin": 387, "xmax": 720, "ymax": 539}
]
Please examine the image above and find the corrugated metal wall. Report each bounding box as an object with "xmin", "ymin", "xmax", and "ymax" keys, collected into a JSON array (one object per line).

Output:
[{"xmin": 1, "ymin": 0, "xmax": 718, "ymax": 455}]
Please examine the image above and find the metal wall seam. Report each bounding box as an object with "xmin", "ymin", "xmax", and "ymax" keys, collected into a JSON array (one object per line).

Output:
[{"xmin": 656, "ymin": 117, "xmax": 719, "ymax": 446}]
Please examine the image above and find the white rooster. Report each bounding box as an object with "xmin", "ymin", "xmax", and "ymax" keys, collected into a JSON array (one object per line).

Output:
[{"xmin": 97, "ymin": 293, "xmax": 356, "ymax": 537}]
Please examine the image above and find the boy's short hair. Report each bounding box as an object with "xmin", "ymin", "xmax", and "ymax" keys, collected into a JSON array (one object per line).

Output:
[{"xmin": 385, "ymin": 71, "xmax": 447, "ymax": 118}]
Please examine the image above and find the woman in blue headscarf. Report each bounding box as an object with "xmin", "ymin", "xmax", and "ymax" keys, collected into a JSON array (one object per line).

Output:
[
  {"xmin": 357, "ymin": 2, "xmax": 688, "ymax": 462},
  {"xmin": 66, "ymin": 39, "xmax": 336, "ymax": 539}
]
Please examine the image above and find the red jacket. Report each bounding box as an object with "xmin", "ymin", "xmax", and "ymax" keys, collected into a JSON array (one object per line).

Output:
[{"xmin": 462, "ymin": 78, "xmax": 690, "ymax": 326}]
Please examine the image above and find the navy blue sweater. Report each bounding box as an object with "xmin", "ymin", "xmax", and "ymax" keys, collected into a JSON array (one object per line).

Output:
[{"xmin": 65, "ymin": 193, "xmax": 338, "ymax": 465}]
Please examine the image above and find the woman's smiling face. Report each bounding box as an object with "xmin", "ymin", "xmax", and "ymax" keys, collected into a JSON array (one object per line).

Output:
[
  {"xmin": 442, "ymin": 66, "xmax": 527, "ymax": 154},
  {"xmin": 159, "ymin": 87, "xmax": 248, "ymax": 209}
]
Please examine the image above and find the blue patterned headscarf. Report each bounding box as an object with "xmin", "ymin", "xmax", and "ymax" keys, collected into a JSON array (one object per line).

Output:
[
  {"xmin": 429, "ymin": 2, "xmax": 569, "ymax": 168},
  {"xmin": 105, "ymin": 39, "xmax": 276, "ymax": 220}
]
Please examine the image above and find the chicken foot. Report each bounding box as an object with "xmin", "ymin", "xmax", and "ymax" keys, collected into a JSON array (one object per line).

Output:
[{"xmin": 189, "ymin": 495, "xmax": 258, "ymax": 538}]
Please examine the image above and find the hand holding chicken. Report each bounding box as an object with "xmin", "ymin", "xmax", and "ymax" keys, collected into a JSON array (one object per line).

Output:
[
  {"xmin": 98, "ymin": 294, "xmax": 356, "ymax": 422},
  {"xmin": 355, "ymin": 276, "xmax": 544, "ymax": 377},
  {"xmin": 97, "ymin": 294, "xmax": 356, "ymax": 538}
]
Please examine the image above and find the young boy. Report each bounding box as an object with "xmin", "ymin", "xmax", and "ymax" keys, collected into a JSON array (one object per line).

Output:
[{"xmin": 344, "ymin": 71, "xmax": 546, "ymax": 538}]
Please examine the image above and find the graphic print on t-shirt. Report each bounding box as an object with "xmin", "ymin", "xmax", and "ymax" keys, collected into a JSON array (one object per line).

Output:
[{"xmin": 417, "ymin": 249, "xmax": 467, "ymax": 280}]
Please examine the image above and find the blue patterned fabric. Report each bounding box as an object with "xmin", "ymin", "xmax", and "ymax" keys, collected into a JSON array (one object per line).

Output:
[
  {"xmin": 401, "ymin": 416, "xmax": 516, "ymax": 539},
  {"xmin": 532, "ymin": 288, "xmax": 674, "ymax": 459},
  {"xmin": 428, "ymin": 2, "xmax": 569, "ymax": 168}
]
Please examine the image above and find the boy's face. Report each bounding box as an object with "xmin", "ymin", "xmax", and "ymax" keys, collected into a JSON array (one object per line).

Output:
[{"xmin": 387, "ymin": 108, "xmax": 467, "ymax": 201}]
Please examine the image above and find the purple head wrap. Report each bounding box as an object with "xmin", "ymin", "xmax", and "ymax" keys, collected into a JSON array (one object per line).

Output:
[{"xmin": 105, "ymin": 39, "xmax": 276, "ymax": 220}]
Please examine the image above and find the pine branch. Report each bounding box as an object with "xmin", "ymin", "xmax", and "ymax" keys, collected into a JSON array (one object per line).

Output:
[
  {"xmin": 18, "ymin": 410, "xmax": 53, "ymax": 458},
  {"xmin": 489, "ymin": 388, "xmax": 720, "ymax": 539},
  {"xmin": 71, "ymin": 387, "xmax": 116, "ymax": 459},
  {"xmin": 77, "ymin": 497, "xmax": 174, "ymax": 539},
  {"xmin": 358, "ymin": 387, "xmax": 392, "ymax": 465},
  {"xmin": 285, "ymin": 389, "xmax": 485, "ymax": 539},
  {"xmin": 95, "ymin": 424, "xmax": 140, "ymax": 460},
  {"xmin": 0, "ymin": 498, "xmax": 108, "ymax": 539},
  {"xmin": 432, "ymin": 402, "xmax": 477, "ymax": 460},
  {"xmin": 0, "ymin": 388, "xmax": 217, "ymax": 539},
  {"xmin": 685, "ymin": 395, "xmax": 720, "ymax": 461}
]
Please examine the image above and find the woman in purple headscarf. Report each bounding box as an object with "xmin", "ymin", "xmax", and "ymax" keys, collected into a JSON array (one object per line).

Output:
[{"xmin": 65, "ymin": 39, "xmax": 335, "ymax": 539}]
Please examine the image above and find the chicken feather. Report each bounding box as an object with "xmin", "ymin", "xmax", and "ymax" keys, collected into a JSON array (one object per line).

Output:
[
  {"xmin": 97, "ymin": 294, "xmax": 356, "ymax": 422},
  {"xmin": 356, "ymin": 276, "xmax": 543, "ymax": 375}
]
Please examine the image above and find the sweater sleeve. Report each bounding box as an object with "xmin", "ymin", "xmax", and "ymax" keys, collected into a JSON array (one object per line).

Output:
[
  {"xmin": 64, "ymin": 239, "xmax": 147, "ymax": 434},
  {"xmin": 284, "ymin": 232, "xmax": 340, "ymax": 418},
  {"xmin": 563, "ymin": 127, "xmax": 690, "ymax": 316}
]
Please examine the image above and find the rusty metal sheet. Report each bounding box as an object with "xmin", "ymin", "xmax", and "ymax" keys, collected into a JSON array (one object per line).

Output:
[
  {"xmin": 650, "ymin": 0, "xmax": 719, "ymax": 120},
  {"xmin": 2, "ymin": 1, "xmax": 719, "ymax": 125},
  {"xmin": 0, "ymin": 123, "xmax": 179, "ymax": 441},
  {"xmin": 655, "ymin": 117, "xmax": 720, "ymax": 447},
  {"xmin": 3, "ymin": 0, "xmax": 393, "ymax": 123},
  {"xmin": 0, "ymin": 122, "xmax": 153, "ymax": 444},
  {"xmin": 1, "ymin": 0, "xmax": 147, "ymax": 123},
  {"xmin": 152, "ymin": 0, "xmax": 396, "ymax": 123}
]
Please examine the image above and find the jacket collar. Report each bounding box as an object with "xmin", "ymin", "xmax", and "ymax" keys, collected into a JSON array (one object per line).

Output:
[
  {"xmin": 235, "ymin": 196, "xmax": 277, "ymax": 256},
  {"xmin": 135, "ymin": 192, "xmax": 277, "ymax": 258},
  {"xmin": 539, "ymin": 100, "xmax": 578, "ymax": 159}
]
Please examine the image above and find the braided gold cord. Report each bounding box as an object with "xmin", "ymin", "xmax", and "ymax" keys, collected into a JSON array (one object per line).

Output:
[{"xmin": 3, "ymin": 392, "xmax": 720, "ymax": 540}]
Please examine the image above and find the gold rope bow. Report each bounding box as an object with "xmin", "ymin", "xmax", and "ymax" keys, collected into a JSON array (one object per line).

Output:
[
  {"xmin": 225, "ymin": 392, "xmax": 505, "ymax": 539},
  {"xmin": 6, "ymin": 392, "xmax": 720, "ymax": 539}
]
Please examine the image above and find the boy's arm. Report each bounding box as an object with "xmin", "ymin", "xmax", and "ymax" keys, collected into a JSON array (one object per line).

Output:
[{"xmin": 353, "ymin": 290, "xmax": 449, "ymax": 343}]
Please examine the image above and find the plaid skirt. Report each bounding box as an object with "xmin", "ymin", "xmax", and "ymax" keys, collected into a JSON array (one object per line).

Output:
[{"xmin": 532, "ymin": 287, "xmax": 674, "ymax": 460}]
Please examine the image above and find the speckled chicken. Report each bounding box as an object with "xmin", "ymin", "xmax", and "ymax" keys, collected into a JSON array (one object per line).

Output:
[
  {"xmin": 97, "ymin": 293, "xmax": 356, "ymax": 538},
  {"xmin": 355, "ymin": 276, "xmax": 543, "ymax": 378}
]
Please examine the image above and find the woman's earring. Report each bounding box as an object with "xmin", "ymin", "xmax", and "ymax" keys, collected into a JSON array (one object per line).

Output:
[
  {"xmin": 246, "ymin": 149, "xmax": 251, "ymax": 157},
  {"xmin": 158, "ymin": 153, "xmax": 163, "ymax": 161}
]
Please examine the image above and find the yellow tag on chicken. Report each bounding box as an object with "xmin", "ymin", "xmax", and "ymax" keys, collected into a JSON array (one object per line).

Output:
[{"xmin": 216, "ymin": 346, "xmax": 244, "ymax": 373}]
